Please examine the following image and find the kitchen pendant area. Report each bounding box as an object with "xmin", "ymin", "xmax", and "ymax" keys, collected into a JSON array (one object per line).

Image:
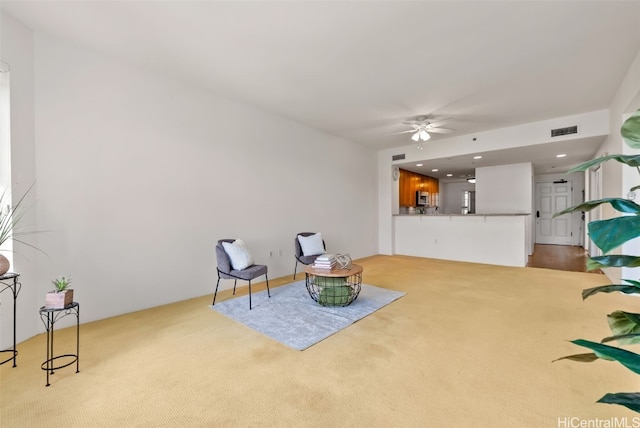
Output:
[{"xmin": 398, "ymin": 168, "xmax": 439, "ymax": 214}]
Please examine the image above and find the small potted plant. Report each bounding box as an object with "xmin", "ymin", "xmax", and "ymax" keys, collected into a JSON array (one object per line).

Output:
[{"xmin": 45, "ymin": 276, "xmax": 74, "ymax": 309}]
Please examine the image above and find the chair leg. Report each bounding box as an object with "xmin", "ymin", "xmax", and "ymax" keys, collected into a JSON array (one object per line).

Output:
[
  {"xmin": 212, "ymin": 277, "xmax": 221, "ymax": 305},
  {"xmin": 233, "ymin": 279, "xmax": 237, "ymax": 295},
  {"xmin": 248, "ymin": 280, "xmax": 252, "ymax": 310},
  {"xmin": 294, "ymin": 260, "xmax": 298, "ymax": 279},
  {"xmin": 265, "ymin": 274, "xmax": 271, "ymax": 298}
]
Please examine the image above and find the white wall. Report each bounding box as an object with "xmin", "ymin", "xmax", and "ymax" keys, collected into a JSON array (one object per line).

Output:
[
  {"xmin": 2, "ymin": 15, "xmax": 378, "ymax": 343},
  {"xmin": 589, "ymin": 48, "xmax": 640, "ymax": 283},
  {"xmin": 378, "ymin": 156, "xmax": 395, "ymax": 255},
  {"xmin": 0, "ymin": 13, "xmax": 40, "ymax": 348},
  {"xmin": 440, "ymin": 180, "xmax": 475, "ymax": 215},
  {"xmin": 475, "ymin": 162, "xmax": 534, "ymax": 257},
  {"xmin": 617, "ymin": 50, "xmax": 640, "ymax": 283},
  {"xmin": 475, "ymin": 162, "xmax": 533, "ymax": 214}
]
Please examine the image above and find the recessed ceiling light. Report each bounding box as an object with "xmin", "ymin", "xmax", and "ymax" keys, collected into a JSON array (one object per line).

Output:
[
  {"xmin": 416, "ymin": 163, "xmax": 423, "ymax": 166},
  {"xmin": 556, "ymin": 154, "xmax": 567, "ymax": 158},
  {"xmin": 431, "ymin": 168, "xmax": 438, "ymax": 172},
  {"xmin": 446, "ymin": 174, "xmax": 453, "ymax": 177},
  {"xmin": 473, "ymin": 155, "xmax": 483, "ymax": 159}
]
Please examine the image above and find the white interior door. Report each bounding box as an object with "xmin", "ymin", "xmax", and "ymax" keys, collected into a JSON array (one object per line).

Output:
[{"xmin": 535, "ymin": 181, "xmax": 573, "ymax": 245}]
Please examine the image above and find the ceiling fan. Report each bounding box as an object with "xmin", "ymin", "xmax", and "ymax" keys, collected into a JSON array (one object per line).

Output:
[{"xmin": 399, "ymin": 116, "xmax": 455, "ymax": 148}]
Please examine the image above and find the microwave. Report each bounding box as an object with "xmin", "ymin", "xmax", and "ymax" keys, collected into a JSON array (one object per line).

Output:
[{"xmin": 416, "ymin": 191, "xmax": 429, "ymax": 206}]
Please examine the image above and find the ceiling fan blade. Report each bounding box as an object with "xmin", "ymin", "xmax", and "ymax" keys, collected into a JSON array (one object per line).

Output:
[
  {"xmin": 395, "ymin": 129, "xmax": 418, "ymax": 135},
  {"xmin": 427, "ymin": 117, "xmax": 452, "ymax": 125},
  {"xmin": 426, "ymin": 127, "xmax": 455, "ymax": 134}
]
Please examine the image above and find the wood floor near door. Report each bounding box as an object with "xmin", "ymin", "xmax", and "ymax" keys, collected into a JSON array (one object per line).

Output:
[{"xmin": 527, "ymin": 244, "xmax": 602, "ymax": 274}]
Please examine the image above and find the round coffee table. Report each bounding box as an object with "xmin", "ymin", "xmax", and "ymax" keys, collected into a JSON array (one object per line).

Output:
[{"xmin": 304, "ymin": 264, "xmax": 363, "ymax": 306}]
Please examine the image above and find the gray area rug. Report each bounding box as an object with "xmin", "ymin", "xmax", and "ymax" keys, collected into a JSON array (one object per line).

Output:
[{"xmin": 210, "ymin": 281, "xmax": 405, "ymax": 350}]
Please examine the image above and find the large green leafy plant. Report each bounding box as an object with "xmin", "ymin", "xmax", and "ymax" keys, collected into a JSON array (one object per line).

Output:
[{"xmin": 554, "ymin": 110, "xmax": 640, "ymax": 413}]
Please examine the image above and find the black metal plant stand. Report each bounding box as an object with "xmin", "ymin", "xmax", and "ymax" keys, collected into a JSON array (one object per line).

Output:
[
  {"xmin": 39, "ymin": 302, "xmax": 80, "ymax": 387},
  {"xmin": 0, "ymin": 272, "xmax": 21, "ymax": 367}
]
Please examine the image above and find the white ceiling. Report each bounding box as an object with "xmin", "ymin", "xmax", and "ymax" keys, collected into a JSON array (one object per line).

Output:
[{"xmin": 2, "ymin": 1, "xmax": 640, "ymax": 178}]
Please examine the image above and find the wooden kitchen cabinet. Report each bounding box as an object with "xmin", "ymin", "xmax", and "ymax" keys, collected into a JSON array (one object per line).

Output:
[{"xmin": 399, "ymin": 169, "xmax": 439, "ymax": 207}]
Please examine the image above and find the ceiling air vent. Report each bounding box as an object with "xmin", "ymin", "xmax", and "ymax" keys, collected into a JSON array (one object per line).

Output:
[
  {"xmin": 392, "ymin": 154, "xmax": 406, "ymax": 161},
  {"xmin": 551, "ymin": 126, "xmax": 578, "ymax": 137}
]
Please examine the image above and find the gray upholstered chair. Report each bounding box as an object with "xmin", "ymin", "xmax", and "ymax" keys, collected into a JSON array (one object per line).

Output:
[
  {"xmin": 213, "ymin": 239, "xmax": 270, "ymax": 310},
  {"xmin": 293, "ymin": 232, "xmax": 326, "ymax": 279}
]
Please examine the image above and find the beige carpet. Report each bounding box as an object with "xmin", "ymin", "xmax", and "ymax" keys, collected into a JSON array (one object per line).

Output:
[{"xmin": 1, "ymin": 255, "xmax": 637, "ymax": 427}]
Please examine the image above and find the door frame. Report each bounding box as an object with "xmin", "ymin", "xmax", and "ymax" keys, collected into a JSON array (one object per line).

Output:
[{"xmin": 534, "ymin": 173, "xmax": 584, "ymax": 247}]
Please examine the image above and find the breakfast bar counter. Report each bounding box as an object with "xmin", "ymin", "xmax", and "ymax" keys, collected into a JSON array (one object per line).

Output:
[{"xmin": 393, "ymin": 213, "xmax": 532, "ymax": 267}]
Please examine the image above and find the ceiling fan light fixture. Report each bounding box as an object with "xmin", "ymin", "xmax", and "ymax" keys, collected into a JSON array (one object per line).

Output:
[
  {"xmin": 411, "ymin": 130, "xmax": 431, "ymax": 142},
  {"xmin": 402, "ymin": 116, "xmax": 454, "ymax": 147}
]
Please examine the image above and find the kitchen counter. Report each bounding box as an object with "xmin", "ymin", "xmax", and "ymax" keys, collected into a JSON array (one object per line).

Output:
[{"xmin": 394, "ymin": 213, "xmax": 533, "ymax": 267}]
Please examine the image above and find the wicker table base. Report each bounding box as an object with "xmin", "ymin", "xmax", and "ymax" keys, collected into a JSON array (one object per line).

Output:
[{"xmin": 304, "ymin": 264, "xmax": 363, "ymax": 306}]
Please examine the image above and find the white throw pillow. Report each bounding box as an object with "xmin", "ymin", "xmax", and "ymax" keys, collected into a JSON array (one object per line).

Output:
[
  {"xmin": 298, "ymin": 233, "xmax": 325, "ymax": 257},
  {"xmin": 222, "ymin": 239, "xmax": 254, "ymax": 271}
]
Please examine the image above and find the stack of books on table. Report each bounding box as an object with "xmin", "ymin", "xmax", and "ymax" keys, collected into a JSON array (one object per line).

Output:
[{"xmin": 312, "ymin": 254, "xmax": 336, "ymax": 269}]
